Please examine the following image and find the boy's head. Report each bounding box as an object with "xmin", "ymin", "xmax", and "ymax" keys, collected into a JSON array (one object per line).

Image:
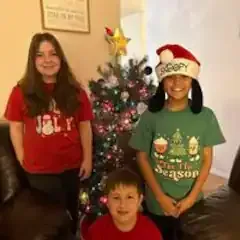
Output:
[{"xmin": 104, "ymin": 168, "xmax": 143, "ymax": 230}]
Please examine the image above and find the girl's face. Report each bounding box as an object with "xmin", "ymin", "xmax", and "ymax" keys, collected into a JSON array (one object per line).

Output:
[
  {"xmin": 35, "ymin": 41, "xmax": 61, "ymax": 82},
  {"xmin": 163, "ymin": 74, "xmax": 192, "ymax": 100}
]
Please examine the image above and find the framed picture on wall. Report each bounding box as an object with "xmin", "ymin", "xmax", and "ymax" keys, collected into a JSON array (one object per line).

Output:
[{"xmin": 40, "ymin": 0, "xmax": 90, "ymax": 33}]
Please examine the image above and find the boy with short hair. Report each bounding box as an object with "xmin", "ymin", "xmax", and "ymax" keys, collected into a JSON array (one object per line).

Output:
[{"xmin": 87, "ymin": 168, "xmax": 162, "ymax": 240}]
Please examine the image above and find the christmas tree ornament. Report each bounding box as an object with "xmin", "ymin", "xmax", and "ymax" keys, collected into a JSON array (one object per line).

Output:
[
  {"xmin": 137, "ymin": 102, "xmax": 148, "ymax": 115},
  {"xmin": 144, "ymin": 66, "xmax": 153, "ymax": 75},
  {"xmin": 99, "ymin": 196, "xmax": 108, "ymax": 204},
  {"xmin": 105, "ymin": 26, "xmax": 131, "ymax": 57},
  {"xmin": 121, "ymin": 91, "xmax": 130, "ymax": 102},
  {"xmin": 79, "ymin": 191, "xmax": 89, "ymax": 205},
  {"xmin": 105, "ymin": 27, "xmax": 113, "ymax": 36},
  {"xmin": 127, "ymin": 80, "xmax": 135, "ymax": 88}
]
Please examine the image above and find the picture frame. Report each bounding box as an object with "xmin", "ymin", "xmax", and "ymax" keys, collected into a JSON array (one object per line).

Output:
[{"xmin": 40, "ymin": 0, "xmax": 90, "ymax": 33}]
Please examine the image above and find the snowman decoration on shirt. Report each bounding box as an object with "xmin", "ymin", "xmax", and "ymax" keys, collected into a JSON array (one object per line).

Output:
[
  {"xmin": 35, "ymin": 100, "xmax": 58, "ymax": 136},
  {"xmin": 36, "ymin": 114, "xmax": 54, "ymax": 136},
  {"xmin": 41, "ymin": 115, "xmax": 55, "ymax": 136}
]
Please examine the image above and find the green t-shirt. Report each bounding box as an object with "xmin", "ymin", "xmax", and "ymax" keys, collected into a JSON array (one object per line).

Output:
[{"xmin": 129, "ymin": 106, "xmax": 225, "ymax": 215}]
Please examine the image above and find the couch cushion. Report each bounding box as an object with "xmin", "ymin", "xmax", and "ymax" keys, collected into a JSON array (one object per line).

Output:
[
  {"xmin": 0, "ymin": 189, "xmax": 72, "ymax": 240},
  {"xmin": 0, "ymin": 147, "xmax": 23, "ymax": 204},
  {"xmin": 181, "ymin": 185, "xmax": 240, "ymax": 240}
]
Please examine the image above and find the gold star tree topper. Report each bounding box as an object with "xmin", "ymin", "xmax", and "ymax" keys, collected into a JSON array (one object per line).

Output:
[{"xmin": 105, "ymin": 27, "xmax": 131, "ymax": 57}]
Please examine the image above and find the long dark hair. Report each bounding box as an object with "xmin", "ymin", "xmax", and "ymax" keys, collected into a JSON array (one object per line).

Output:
[
  {"xmin": 148, "ymin": 79, "xmax": 203, "ymax": 114},
  {"xmin": 19, "ymin": 32, "xmax": 80, "ymax": 117}
]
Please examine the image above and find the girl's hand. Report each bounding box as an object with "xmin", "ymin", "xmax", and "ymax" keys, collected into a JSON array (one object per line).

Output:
[
  {"xmin": 79, "ymin": 158, "xmax": 92, "ymax": 181},
  {"xmin": 157, "ymin": 194, "xmax": 178, "ymax": 218},
  {"xmin": 176, "ymin": 195, "xmax": 196, "ymax": 217}
]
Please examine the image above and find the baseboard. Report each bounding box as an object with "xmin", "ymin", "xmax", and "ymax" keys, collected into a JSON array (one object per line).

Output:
[{"xmin": 210, "ymin": 167, "xmax": 230, "ymax": 179}]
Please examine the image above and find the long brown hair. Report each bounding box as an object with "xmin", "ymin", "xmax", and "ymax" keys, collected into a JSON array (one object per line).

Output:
[{"xmin": 19, "ymin": 32, "xmax": 80, "ymax": 117}]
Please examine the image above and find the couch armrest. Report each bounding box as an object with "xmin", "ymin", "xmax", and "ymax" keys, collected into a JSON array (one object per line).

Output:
[
  {"xmin": 0, "ymin": 189, "xmax": 73, "ymax": 240},
  {"xmin": 181, "ymin": 185, "xmax": 240, "ymax": 240}
]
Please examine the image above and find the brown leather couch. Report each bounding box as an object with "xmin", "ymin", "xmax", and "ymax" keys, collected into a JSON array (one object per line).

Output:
[
  {"xmin": 0, "ymin": 122, "xmax": 75, "ymax": 240},
  {"xmin": 181, "ymin": 147, "xmax": 240, "ymax": 240},
  {"xmin": 1, "ymin": 120, "xmax": 240, "ymax": 240}
]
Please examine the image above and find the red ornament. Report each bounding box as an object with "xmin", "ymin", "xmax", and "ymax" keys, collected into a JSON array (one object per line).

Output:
[{"xmin": 105, "ymin": 27, "xmax": 113, "ymax": 36}]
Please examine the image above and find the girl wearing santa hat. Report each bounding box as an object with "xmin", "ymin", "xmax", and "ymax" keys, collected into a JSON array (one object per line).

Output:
[{"xmin": 129, "ymin": 44, "xmax": 225, "ymax": 239}]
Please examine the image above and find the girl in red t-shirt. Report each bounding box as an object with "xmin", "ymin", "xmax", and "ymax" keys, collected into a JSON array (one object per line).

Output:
[{"xmin": 4, "ymin": 32, "xmax": 94, "ymax": 234}]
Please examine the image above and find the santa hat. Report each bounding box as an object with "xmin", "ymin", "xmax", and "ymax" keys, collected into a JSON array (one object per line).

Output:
[{"xmin": 155, "ymin": 44, "xmax": 200, "ymax": 81}]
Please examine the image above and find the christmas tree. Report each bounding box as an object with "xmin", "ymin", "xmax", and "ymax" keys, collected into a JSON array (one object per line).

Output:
[{"xmin": 78, "ymin": 27, "xmax": 156, "ymax": 223}]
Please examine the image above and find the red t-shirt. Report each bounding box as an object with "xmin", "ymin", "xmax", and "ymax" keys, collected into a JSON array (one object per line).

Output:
[
  {"xmin": 87, "ymin": 213, "xmax": 163, "ymax": 240},
  {"xmin": 4, "ymin": 84, "xmax": 94, "ymax": 173}
]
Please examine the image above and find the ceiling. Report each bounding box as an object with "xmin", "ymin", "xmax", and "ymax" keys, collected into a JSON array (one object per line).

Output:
[{"xmin": 121, "ymin": 0, "xmax": 144, "ymax": 17}]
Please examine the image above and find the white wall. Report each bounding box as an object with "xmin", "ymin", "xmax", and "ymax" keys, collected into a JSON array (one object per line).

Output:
[
  {"xmin": 145, "ymin": 0, "xmax": 240, "ymax": 178},
  {"xmin": 121, "ymin": 12, "xmax": 146, "ymax": 65},
  {"xmin": 121, "ymin": 0, "xmax": 144, "ymax": 17}
]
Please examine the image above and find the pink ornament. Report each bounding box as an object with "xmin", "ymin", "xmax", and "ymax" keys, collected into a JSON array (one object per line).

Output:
[
  {"xmin": 119, "ymin": 117, "xmax": 132, "ymax": 131},
  {"xmin": 94, "ymin": 124, "xmax": 106, "ymax": 135},
  {"xmin": 102, "ymin": 100, "xmax": 114, "ymax": 112},
  {"xmin": 85, "ymin": 206, "xmax": 91, "ymax": 213},
  {"xmin": 122, "ymin": 112, "xmax": 131, "ymax": 119},
  {"xmin": 129, "ymin": 108, "xmax": 137, "ymax": 115},
  {"xmin": 100, "ymin": 196, "xmax": 108, "ymax": 204},
  {"xmin": 119, "ymin": 126, "xmax": 124, "ymax": 132},
  {"xmin": 90, "ymin": 93, "xmax": 98, "ymax": 101}
]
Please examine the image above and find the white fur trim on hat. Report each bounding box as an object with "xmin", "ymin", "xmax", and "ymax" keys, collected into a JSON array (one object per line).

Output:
[
  {"xmin": 159, "ymin": 49, "xmax": 174, "ymax": 64},
  {"xmin": 156, "ymin": 58, "xmax": 200, "ymax": 81}
]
